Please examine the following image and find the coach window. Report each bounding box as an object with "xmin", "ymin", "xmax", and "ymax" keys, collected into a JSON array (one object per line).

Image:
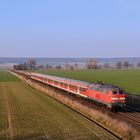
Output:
[
  {"xmin": 60, "ymin": 82, "xmax": 63, "ymax": 86},
  {"xmin": 70, "ymin": 85, "xmax": 76, "ymax": 89},
  {"xmin": 74, "ymin": 85, "xmax": 77, "ymax": 90},
  {"xmin": 54, "ymin": 81, "xmax": 58, "ymax": 85},
  {"xmin": 64, "ymin": 83, "xmax": 68, "ymax": 87},
  {"xmin": 80, "ymin": 87, "xmax": 86, "ymax": 92}
]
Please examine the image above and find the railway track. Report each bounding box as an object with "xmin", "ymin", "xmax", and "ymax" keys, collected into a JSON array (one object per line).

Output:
[{"xmin": 117, "ymin": 112, "xmax": 140, "ymax": 125}]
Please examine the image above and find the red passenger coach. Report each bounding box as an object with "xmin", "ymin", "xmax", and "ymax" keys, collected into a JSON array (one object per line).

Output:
[
  {"xmin": 31, "ymin": 73, "xmax": 89, "ymax": 97},
  {"xmin": 31, "ymin": 73, "xmax": 126, "ymax": 111}
]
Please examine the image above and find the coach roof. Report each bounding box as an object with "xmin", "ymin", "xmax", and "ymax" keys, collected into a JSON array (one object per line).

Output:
[{"xmin": 31, "ymin": 73, "xmax": 89, "ymax": 87}]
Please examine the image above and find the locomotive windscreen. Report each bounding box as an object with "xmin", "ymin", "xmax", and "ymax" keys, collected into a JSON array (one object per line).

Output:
[{"xmin": 119, "ymin": 90, "xmax": 124, "ymax": 94}]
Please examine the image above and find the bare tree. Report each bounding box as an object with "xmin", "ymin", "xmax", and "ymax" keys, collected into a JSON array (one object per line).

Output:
[
  {"xmin": 104, "ymin": 63, "xmax": 110, "ymax": 68},
  {"xmin": 116, "ymin": 61, "xmax": 122, "ymax": 69},
  {"xmin": 36, "ymin": 65, "xmax": 44, "ymax": 69},
  {"xmin": 65, "ymin": 63, "xmax": 70, "ymax": 70},
  {"xmin": 123, "ymin": 61, "xmax": 130, "ymax": 69},
  {"xmin": 26, "ymin": 58, "xmax": 36, "ymax": 70},
  {"xmin": 70, "ymin": 65, "xmax": 74, "ymax": 70},
  {"xmin": 87, "ymin": 59, "xmax": 98, "ymax": 69},
  {"xmin": 46, "ymin": 64, "xmax": 53, "ymax": 69},
  {"xmin": 129, "ymin": 63, "xmax": 134, "ymax": 68},
  {"xmin": 74, "ymin": 63, "xmax": 78, "ymax": 69},
  {"xmin": 55, "ymin": 65, "xmax": 62, "ymax": 70},
  {"xmin": 137, "ymin": 62, "xmax": 140, "ymax": 67}
]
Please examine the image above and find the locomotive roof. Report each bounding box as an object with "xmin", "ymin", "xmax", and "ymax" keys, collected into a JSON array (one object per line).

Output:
[
  {"xmin": 31, "ymin": 73, "xmax": 89, "ymax": 87},
  {"xmin": 91, "ymin": 83, "xmax": 122, "ymax": 91}
]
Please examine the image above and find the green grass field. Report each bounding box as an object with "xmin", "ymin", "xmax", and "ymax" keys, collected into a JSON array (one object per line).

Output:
[
  {"xmin": 0, "ymin": 70, "xmax": 117, "ymax": 140},
  {"xmin": 37, "ymin": 69, "xmax": 140, "ymax": 95},
  {"xmin": 0, "ymin": 70, "xmax": 19, "ymax": 82}
]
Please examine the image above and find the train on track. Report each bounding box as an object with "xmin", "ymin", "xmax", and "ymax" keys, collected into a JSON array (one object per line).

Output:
[{"xmin": 12, "ymin": 70, "xmax": 126, "ymax": 111}]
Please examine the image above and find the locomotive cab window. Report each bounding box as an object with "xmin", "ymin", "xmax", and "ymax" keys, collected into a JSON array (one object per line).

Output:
[
  {"xmin": 112, "ymin": 91, "xmax": 117, "ymax": 94},
  {"xmin": 119, "ymin": 90, "xmax": 124, "ymax": 94}
]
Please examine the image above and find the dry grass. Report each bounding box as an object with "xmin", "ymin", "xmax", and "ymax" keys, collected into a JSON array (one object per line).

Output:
[{"xmin": 12, "ymin": 72, "xmax": 139, "ymax": 140}]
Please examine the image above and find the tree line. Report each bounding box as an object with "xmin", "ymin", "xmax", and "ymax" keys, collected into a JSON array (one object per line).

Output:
[
  {"xmin": 13, "ymin": 59, "xmax": 37, "ymax": 70},
  {"xmin": 86, "ymin": 59, "xmax": 140, "ymax": 69},
  {"xmin": 13, "ymin": 58, "xmax": 140, "ymax": 70}
]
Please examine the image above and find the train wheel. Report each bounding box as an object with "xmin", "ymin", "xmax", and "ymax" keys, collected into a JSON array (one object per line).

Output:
[{"xmin": 121, "ymin": 108, "xmax": 126, "ymax": 112}]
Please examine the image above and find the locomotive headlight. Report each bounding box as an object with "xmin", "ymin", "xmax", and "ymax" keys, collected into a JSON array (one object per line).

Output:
[
  {"xmin": 111, "ymin": 97, "xmax": 118, "ymax": 100},
  {"xmin": 111, "ymin": 97, "xmax": 118, "ymax": 103},
  {"xmin": 111, "ymin": 97, "xmax": 125, "ymax": 100},
  {"xmin": 120, "ymin": 97, "xmax": 125, "ymax": 100}
]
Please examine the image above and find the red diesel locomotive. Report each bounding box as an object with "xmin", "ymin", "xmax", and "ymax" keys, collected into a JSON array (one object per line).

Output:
[{"xmin": 31, "ymin": 73, "xmax": 126, "ymax": 111}]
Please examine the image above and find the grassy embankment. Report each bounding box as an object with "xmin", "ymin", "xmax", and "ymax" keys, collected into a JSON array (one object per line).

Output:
[
  {"xmin": 37, "ymin": 69, "xmax": 140, "ymax": 95},
  {"xmin": 0, "ymin": 70, "xmax": 118, "ymax": 140}
]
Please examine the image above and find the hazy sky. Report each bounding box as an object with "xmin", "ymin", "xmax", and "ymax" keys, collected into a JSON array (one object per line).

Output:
[{"xmin": 0, "ymin": 0, "xmax": 140, "ymax": 58}]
